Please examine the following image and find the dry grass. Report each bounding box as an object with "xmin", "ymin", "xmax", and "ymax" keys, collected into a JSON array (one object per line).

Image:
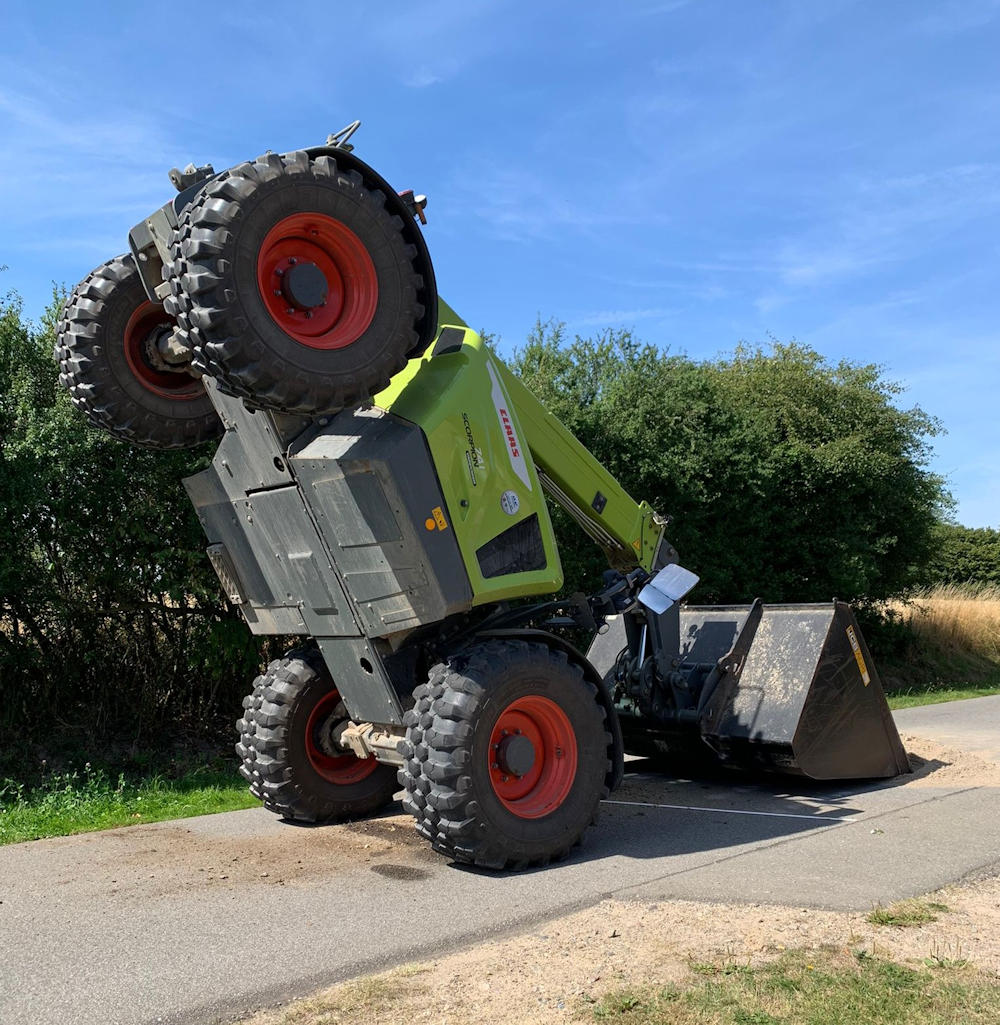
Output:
[{"xmin": 892, "ymin": 583, "xmax": 1000, "ymax": 662}]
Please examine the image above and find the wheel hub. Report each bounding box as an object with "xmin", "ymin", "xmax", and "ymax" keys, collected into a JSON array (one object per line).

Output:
[
  {"xmin": 488, "ymin": 695, "xmax": 579, "ymax": 819},
  {"xmin": 305, "ymin": 690, "xmax": 380, "ymax": 785},
  {"xmin": 256, "ymin": 212, "xmax": 379, "ymax": 350},
  {"xmin": 281, "ymin": 260, "xmax": 329, "ymax": 311},
  {"xmin": 124, "ymin": 301, "xmax": 202, "ymax": 399},
  {"xmin": 497, "ymin": 733, "xmax": 535, "ymax": 777}
]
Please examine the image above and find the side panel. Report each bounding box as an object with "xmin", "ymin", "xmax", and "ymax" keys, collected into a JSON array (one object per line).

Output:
[
  {"xmin": 184, "ymin": 471, "xmax": 358, "ymax": 637},
  {"xmin": 374, "ymin": 324, "xmax": 564, "ymax": 603},
  {"xmin": 241, "ymin": 486, "xmax": 357, "ymax": 638},
  {"xmin": 291, "ymin": 407, "xmax": 473, "ymax": 636}
]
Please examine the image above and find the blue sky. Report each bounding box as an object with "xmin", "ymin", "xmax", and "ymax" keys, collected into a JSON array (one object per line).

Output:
[{"xmin": 2, "ymin": 0, "xmax": 997, "ymax": 527}]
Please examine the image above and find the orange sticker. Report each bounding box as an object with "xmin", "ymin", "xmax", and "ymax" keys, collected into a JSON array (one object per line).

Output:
[{"xmin": 424, "ymin": 517, "xmax": 436, "ymax": 531}]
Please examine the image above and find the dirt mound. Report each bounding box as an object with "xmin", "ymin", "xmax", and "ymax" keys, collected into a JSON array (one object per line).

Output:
[{"xmin": 902, "ymin": 734, "xmax": 1000, "ymax": 788}]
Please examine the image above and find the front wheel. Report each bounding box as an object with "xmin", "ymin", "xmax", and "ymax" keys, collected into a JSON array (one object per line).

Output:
[
  {"xmin": 399, "ymin": 640, "xmax": 612, "ymax": 869},
  {"xmin": 236, "ymin": 647, "xmax": 398, "ymax": 822}
]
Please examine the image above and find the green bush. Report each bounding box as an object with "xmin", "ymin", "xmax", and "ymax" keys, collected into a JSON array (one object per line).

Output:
[
  {"xmin": 512, "ymin": 320, "xmax": 948, "ymax": 603},
  {"xmin": 0, "ymin": 290, "xmax": 263, "ymax": 759},
  {"xmin": 923, "ymin": 523, "xmax": 1000, "ymax": 586},
  {"xmin": 0, "ymin": 297, "xmax": 955, "ymax": 775}
]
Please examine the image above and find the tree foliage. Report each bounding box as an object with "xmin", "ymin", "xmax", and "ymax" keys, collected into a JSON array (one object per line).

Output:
[
  {"xmin": 512, "ymin": 321, "xmax": 949, "ymax": 604},
  {"xmin": 0, "ymin": 292, "xmax": 261, "ymax": 750},
  {"xmin": 923, "ymin": 523, "xmax": 1000, "ymax": 586},
  {"xmin": 0, "ymin": 298, "xmax": 955, "ymax": 758}
]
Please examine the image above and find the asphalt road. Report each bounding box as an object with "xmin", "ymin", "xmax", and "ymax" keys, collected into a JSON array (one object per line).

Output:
[
  {"xmin": 894, "ymin": 693, "xmax": 1000, "ymax": 761},
  {"xmin": 2, "ymin": 696, "xmax": 998, "ymax": 1025}
]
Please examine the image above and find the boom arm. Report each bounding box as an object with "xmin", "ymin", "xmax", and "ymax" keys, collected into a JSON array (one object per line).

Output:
[{"xmin": 492, "ymin": 359, "xmax": 669, "ymax": 573}]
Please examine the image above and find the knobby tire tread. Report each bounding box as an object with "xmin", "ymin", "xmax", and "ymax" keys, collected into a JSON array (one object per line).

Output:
[
  {"xmin": 55, "ymin": 254, "xmax": 221, "ymax": 449},
  {"xmin": 398, "ymin": 639, "xmax": 614, "ymax": 870}
]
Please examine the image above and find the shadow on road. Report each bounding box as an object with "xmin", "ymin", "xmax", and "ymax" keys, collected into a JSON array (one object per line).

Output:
[{"xmin": 453, "ymin": 750, "xmax": 951, "ymax": 877}]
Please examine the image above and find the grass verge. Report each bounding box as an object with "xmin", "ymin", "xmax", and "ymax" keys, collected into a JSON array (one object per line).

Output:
[
  {"xmin": 886, "ymin": 683, "xmax": 1000, "ymax": 709},
  {"xmin": 590, "ymin": 948, "xmax": 999, "ymax": 1024},
  {"xmin": 876, "ymin": 584, "xmax": 1000, "ymax": 707},
  {"xmin": 867, "ymin": 899, "xmax": 950, "ymax": 928},
  {"xmin": 0, "ymin": 762, "xmax": 255, "ymax": 845}
]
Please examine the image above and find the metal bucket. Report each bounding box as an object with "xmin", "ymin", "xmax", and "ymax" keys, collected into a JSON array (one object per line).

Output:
[
  {"xmin": 589, "ymin": 602, "xmax": 911, "ymax": 780},
  {"xmin": 681, "ymin": 602, "xmax": 910, "ymax": 779}
]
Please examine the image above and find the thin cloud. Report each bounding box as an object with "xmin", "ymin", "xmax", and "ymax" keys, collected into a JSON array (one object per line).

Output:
[
  {"xmin": 914, "ymin": 0, "xmax": 1000, "ymax": 34},
  {"xmin": 570, "ymin": 307, "xmax": 676, "ymax": 327},
  {"xmin": 405, "ymin": 67, "xmax": 446, "ymax": 88}
]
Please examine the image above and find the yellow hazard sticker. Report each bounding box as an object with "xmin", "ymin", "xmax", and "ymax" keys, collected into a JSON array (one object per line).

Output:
[
  {"xmin": 631, "ymin": 538, "xmax": 641, "ymax": 551},
  {"xmin": 846, "ymin": 625, "xmax": 871, "ymax": 686},
  {"xmin": 432, "ymin": 506, "xmax": 448, "ymax": 531}
]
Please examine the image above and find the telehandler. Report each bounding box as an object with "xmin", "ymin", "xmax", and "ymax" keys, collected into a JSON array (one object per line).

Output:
[{"xmin": 55, "ymin": 124, "xmax": 909, "ymax": 869}]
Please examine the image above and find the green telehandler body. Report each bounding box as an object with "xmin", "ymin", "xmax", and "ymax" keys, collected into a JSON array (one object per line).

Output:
[{"xmin": 54, "ymin": 124, "xmax": 909, "ymax": 869}]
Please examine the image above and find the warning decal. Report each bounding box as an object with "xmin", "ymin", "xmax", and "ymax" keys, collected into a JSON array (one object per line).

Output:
[{"xmin": 846, "ymin": 625, "xmax": 871, "ymax": 686}]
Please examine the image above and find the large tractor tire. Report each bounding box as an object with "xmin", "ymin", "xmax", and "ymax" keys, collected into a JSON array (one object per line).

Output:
[
  {"xmin": 399, "ymin": 639, "xmax": 612, "ymax": 870},
  {"xmin": 165, "ymin": 149, "xmax": 429, "ymax": 415},
  {"xmin": 55, "ymin": 255, "xmax": 221, "ymax": 449},
  {"xmin": 237, "ymin": 647, "xmax": 398, "ymax": 822}
]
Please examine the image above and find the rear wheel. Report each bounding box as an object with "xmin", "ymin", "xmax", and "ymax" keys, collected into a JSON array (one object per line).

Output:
[
  {"xmin": 236, "ymin": 647, "xmax": 398, "ymax": 822},
  {"xmin": 165, "ymin": 150, "xmax": 432, "ymax": 415},
  {"xmin": 55, "ymin": 255, "xmax": 221, "ymax": 449},
  {"xmin": 399, "ymin": 640, "xmax": 612, "ymax": 869}
]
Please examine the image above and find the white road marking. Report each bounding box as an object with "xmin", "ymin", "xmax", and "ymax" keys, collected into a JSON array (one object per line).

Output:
[{"xmin": 602, "ymin": 799, "xmax": 858, "ymax": 822}]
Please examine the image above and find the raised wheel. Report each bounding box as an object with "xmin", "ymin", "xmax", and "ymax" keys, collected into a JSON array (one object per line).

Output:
[
  {"xmin": 236, "ymin": 647, "xmax": 398, "ymax": 822},
  {"xmin": 165, "ymin": 149, "xmax": 433, "ymax": 415},
  {"xmin": 399, "ymin": 639, "xmax": 612, "ymax": 869},
  {"xmin": 55, "ymin": 255, "xmax": 221, "ymax": 449}
]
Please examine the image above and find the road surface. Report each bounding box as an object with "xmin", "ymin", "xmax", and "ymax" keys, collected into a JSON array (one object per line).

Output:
[{"xmin": 2, "ymin": 696, "xmax": 998, "ymax": 1025}]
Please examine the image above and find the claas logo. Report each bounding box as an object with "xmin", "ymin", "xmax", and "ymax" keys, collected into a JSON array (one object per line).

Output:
[{"xmin": 498, "ymin": 408, "xmax": 520, "ymax": 458}]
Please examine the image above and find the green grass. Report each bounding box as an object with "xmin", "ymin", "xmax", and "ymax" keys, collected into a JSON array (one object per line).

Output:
[
  {"xmin": 0, "ymin": 763, "xmax": 256, "ymax": 845},
  {"xmin": 886, "ymin": 683, "xmax": 1000, "ymax": 709},
  {"xmin": 589, "ymin": 948, "xmax": 1000, "ymax": 1024},
  {"xmin": 867, "ymin": 900, "xmax": 950, "ymax": 928}
]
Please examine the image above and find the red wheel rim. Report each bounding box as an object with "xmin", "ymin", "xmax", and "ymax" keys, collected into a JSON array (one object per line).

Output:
[
  {"xmin": 123, "ymin": 301, "xmax": 201, "ymax": 400},
  {"xmin": 305, "ymin": 690, "xmax": 380, "ymax": 785},
  {"xmin": 256, "ymin": 212, "xmax": 378, "ymax": 349},
  {"xmin": 488, "ymin": 695, "xmax": 578, "ymax": 819}
]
